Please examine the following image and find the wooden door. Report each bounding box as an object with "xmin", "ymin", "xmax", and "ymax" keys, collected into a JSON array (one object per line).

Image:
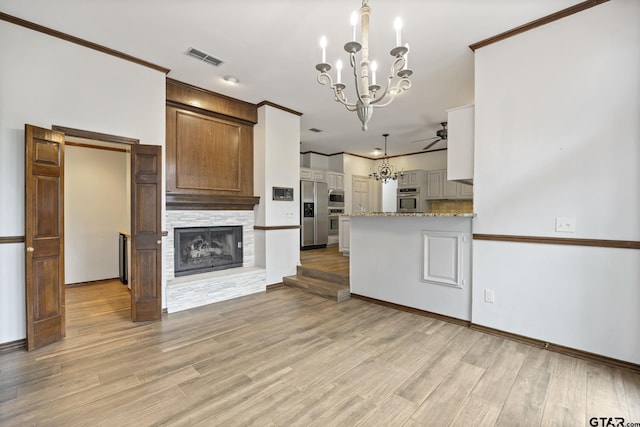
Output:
[
  {"xmin": 24, "ymin": 125, "xmax": 65, "ymax": 350},
  {"xmin": 130, "ymin": 144, "xmax": 162, "ymax": 321}
]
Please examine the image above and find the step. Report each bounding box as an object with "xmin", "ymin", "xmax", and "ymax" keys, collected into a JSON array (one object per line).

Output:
[
  {"xmin": 283, "ymin": 275, "xmax": 350, "ymax": 303},
  {"xmin": 295, "ymin": 265, "xmax": 350, "ymax": 287}
]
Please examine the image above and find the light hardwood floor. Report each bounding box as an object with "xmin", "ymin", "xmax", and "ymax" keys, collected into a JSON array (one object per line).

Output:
[
  {"xmin": 300, "ymin": 246, "xmax": 350, "ymax": 279},
  {"xmin": 1, "ymin": 277, "xmax": 639, "ymax": 426}
]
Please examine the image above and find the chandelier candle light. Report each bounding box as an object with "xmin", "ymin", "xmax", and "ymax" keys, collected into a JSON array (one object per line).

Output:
[
  {"xmin": 369, "ymin": 133, "xmax": 404, "ymax": 182},
  {"xmin": 315, "ymin": 0, "xmax": 413, "ymax": 131}
]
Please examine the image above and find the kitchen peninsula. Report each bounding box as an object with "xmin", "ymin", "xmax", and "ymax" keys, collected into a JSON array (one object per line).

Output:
[{"xmin": 346, "ymin": 212, "xmax": 475, "ymax": 321}]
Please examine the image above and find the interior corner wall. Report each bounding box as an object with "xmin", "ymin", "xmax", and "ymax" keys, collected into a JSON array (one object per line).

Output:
[
  {"xmin": 0, "ymin": 20, "xmax": 166, "ymax": 344},
  {"xmin": 254, "ymin": 105, "xmax": 301, "ymax": 285},
  {"xmin": 328, "ymin": 154, "xmax": 344, "ymax": 173},
  {"xmin": 472, "ymin": 1, "xmax": 640, "ymax": 363},
  {"xmin": 307, "ymin": 153, "xmax": 330, "ymax": 170}
]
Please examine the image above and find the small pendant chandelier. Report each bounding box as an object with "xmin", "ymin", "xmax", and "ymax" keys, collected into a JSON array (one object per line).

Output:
[
  {"xmin": 315, "ymin": 0, "xmax": 413, "ymax": 131},
  {"xmin": 369, "ymin": 133, "xmax": 403, "ymax": 183}
]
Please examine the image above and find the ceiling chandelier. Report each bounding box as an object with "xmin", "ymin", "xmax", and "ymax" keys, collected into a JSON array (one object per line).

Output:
[
  {"xmin": 315, "ymin": 0, "xmax": 412, "ymax": 131},
  {"xmin": 369, "ymin": 133, "xmax": 403, "ymax": 182}
]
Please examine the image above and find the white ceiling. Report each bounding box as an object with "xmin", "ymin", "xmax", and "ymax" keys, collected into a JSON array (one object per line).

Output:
[{"xmin": 1, "ymin": 0, "xmax": 579, "ymax": 157}]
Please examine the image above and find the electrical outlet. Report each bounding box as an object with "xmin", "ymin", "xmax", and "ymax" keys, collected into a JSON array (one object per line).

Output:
[
  {"xmin": 484, "ymin": 289, "xmax": 495, "ymax": 304},
  {"xmin": 555, "ymin": 217, "xmax": 576, "ymax": 233}
]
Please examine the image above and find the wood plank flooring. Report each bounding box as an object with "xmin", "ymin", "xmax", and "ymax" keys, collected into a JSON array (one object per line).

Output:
[
  {"xmin": 300, "ymin": 245, "xmax": 349, "ymax": 278},
  {"xmin": 1, "ymin": 276, "xmax": 639, "ymax": 426},
  {"xmin": 284, "ymin": 246, "xmax": 351, "ymax": 301}
]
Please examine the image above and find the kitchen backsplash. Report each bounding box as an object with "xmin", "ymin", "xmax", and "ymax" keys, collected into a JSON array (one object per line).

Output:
[{"xmin": 428, "ymin": 199, "xmax": 473, "ymax": 214}]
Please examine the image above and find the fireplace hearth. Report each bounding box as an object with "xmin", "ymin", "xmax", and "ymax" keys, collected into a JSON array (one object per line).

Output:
[{"xmin": 174, "ymin": 226, "xmax": 243, "ymax": 276}]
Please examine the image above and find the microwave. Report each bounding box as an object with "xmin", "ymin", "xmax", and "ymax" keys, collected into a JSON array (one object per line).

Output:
[{"xmin": 328, "ymin": 191, "xmax": 345, "ymax": 207}]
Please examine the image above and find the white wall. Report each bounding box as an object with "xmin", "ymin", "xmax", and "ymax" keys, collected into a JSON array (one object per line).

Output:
[
  {"xmin": 328, "ymin": 154, "xmax": 344, "ymax": 172},
  {"xmin": 254, "ymin": 105, "xmax": 301, "ymax": 284},
  {"xmin": 0, "ymin": 21, "xmax": 165, "ymax": 344},
  {"xmin": 390, "ymin": 150, "xmax": 447, "ymax": 173},
  {"xmin": 65, "ymin": 146, "xmax": 129, "ymax": 284},
  {"xmin": 351, "ymin": 216, "xmax": 473, "ymax": 320},
  {"xmin": 472, "ymin": 1, "xmax": 640, "ymax": 363}
]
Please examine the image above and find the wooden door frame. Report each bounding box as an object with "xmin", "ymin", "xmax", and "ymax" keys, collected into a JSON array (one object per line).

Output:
[{"xmin": 52, "ymin": 125, "xmax": 154, "ymax": 322}]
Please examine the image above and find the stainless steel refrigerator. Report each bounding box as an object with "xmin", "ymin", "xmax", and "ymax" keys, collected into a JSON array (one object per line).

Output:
[{"xmin": 300, "ymin": 180, "xmax": 329, "ymax": 249}]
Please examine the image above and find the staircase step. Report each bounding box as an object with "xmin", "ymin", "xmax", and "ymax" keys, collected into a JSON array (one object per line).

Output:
[
  {"xmin": 283, "ymin": 275, "xmax": 350, "ymax": 302},
  {"xmin": 295, "ymin": 265, "xmax": 350, "ymax": 287}
]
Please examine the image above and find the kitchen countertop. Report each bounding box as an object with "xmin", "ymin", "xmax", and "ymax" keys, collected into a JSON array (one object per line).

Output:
[{"xmin": 341, "ymin": 212, "xmax": 476, "ymax": 218}]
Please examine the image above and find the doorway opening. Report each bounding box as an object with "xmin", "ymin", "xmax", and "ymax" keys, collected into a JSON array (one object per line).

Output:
[
  {"xmin": 25, "ymin": 124, "xmax": 162, "ymax": 350},
  {"xmin": 59, "ymin": 129, "xmax": 134, "ymax": 323}
]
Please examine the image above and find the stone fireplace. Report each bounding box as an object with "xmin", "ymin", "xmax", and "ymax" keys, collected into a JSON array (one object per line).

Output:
[{"xmin": 165, "ymin": 211, "xmax": 266, "ymax": 313}]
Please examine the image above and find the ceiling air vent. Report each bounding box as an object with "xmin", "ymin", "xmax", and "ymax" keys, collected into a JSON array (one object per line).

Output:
[{"xmin": 186, "ymin": 47, "xmax": 224, "ymax": 67}]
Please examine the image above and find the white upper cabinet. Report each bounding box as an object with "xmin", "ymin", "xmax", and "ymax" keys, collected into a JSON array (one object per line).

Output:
[
  {"xmin": 326, "ymin": 171, "xmax": 344, "ymax": 191},
  {"xmin": 398, "ymin": 170, "xmax": 426, "ymax": 187},
  {"xmin": 426, "ymin": 170, "xmax": 444, "ymax": 199},
  {"xmin": 301, "ymin": 167, "xmax": 326, "ymax": 182},
  {"xmin": 426, "ymin": 169, "xmax": 473, "ymax": 200},
  {"xmin": 447, "ymin": 105, "xmax": 474, "ymax": 182}
]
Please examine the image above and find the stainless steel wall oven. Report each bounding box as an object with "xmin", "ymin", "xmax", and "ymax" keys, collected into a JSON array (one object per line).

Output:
[
  {"xmin": 397, "ymin": 187, "xmax": 424, "ymax": 213},
  {"xmin": 328, "ymin": 208, "xmax": 343, "ymax": 236}
]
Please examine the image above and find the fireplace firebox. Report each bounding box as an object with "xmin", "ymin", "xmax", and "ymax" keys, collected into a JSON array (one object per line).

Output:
[{"xmin": 174, "ymin": 226, "xmax": 243, "ymax": 276}]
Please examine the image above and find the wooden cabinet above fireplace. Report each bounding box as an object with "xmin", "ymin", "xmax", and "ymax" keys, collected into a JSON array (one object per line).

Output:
[{"xmin": 166, "ymin": 79, "xmax": 260, "ymax": 210}]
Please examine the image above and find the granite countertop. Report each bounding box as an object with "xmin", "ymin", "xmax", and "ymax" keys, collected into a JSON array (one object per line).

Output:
[{"xmin": 342, "ymin": 212, "xmax": 476, "ymax": 218}]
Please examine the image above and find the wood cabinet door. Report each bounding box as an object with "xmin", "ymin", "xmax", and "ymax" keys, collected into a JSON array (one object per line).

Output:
[
  {"xmin": 24, "ymin": 125, "xmax": 65, "ymax": 350},
  {"xmin": 130, "ymin": 144, "xmax": 162, "ymax": 321}
]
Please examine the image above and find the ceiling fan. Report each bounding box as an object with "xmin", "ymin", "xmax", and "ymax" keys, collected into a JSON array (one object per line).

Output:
[{"xmin": 410, "ymin": 121, "xmax": 448, "ymax": 150}]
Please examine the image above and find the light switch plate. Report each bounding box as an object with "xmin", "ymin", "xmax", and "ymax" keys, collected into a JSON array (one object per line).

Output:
[
  {"xmin": 484, "ymin": 289, "xmax": 495, "ymax": 303},
  {"xmin": 555, "ymin": 217, "xmax": 576, "ymax": 233}
]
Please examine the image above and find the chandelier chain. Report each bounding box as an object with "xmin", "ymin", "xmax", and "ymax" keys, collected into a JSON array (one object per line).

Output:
[{"xmin": 369, "ymin": 133, "xmax": 404, "ymax": 183}]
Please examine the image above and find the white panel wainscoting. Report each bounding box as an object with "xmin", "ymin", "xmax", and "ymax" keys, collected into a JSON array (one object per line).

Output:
[
  {"xmin": 422, "ymin": 231, "xmax": 464, "ymax": 288},
  {"xmin": 165, "ymin": 210, "xmax": 266, "ymax": 313}
]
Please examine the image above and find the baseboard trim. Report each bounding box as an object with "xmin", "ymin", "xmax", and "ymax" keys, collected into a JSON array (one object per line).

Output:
[
  {"xmin": 471, "ymin": 323, "xmax": 640, "ymax": 374},
  {"xmin": 350, "ymin": 294, "xmax": 471, "ymax": 328},
  {"xmin": 266, "ymin": 283, "xmax": 285, "ymax": 291},
  {"xmin": 0, "ymin": 339, "xmax": 26, "ymax": 354}
]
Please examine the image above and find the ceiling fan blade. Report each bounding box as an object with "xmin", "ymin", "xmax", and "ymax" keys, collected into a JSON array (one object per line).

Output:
[
  {"xmin": 410, "ymin": 136, "xmax": 439, "ymax": 144},
  {"xmin": 422, "ymin": 139, "xmax": 441, "ymax": 150}
]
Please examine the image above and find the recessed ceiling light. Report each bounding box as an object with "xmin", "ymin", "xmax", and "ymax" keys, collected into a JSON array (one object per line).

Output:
[{"xmin": 223, "ymin": 75, "xmax": 239, "ymax": 84}]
